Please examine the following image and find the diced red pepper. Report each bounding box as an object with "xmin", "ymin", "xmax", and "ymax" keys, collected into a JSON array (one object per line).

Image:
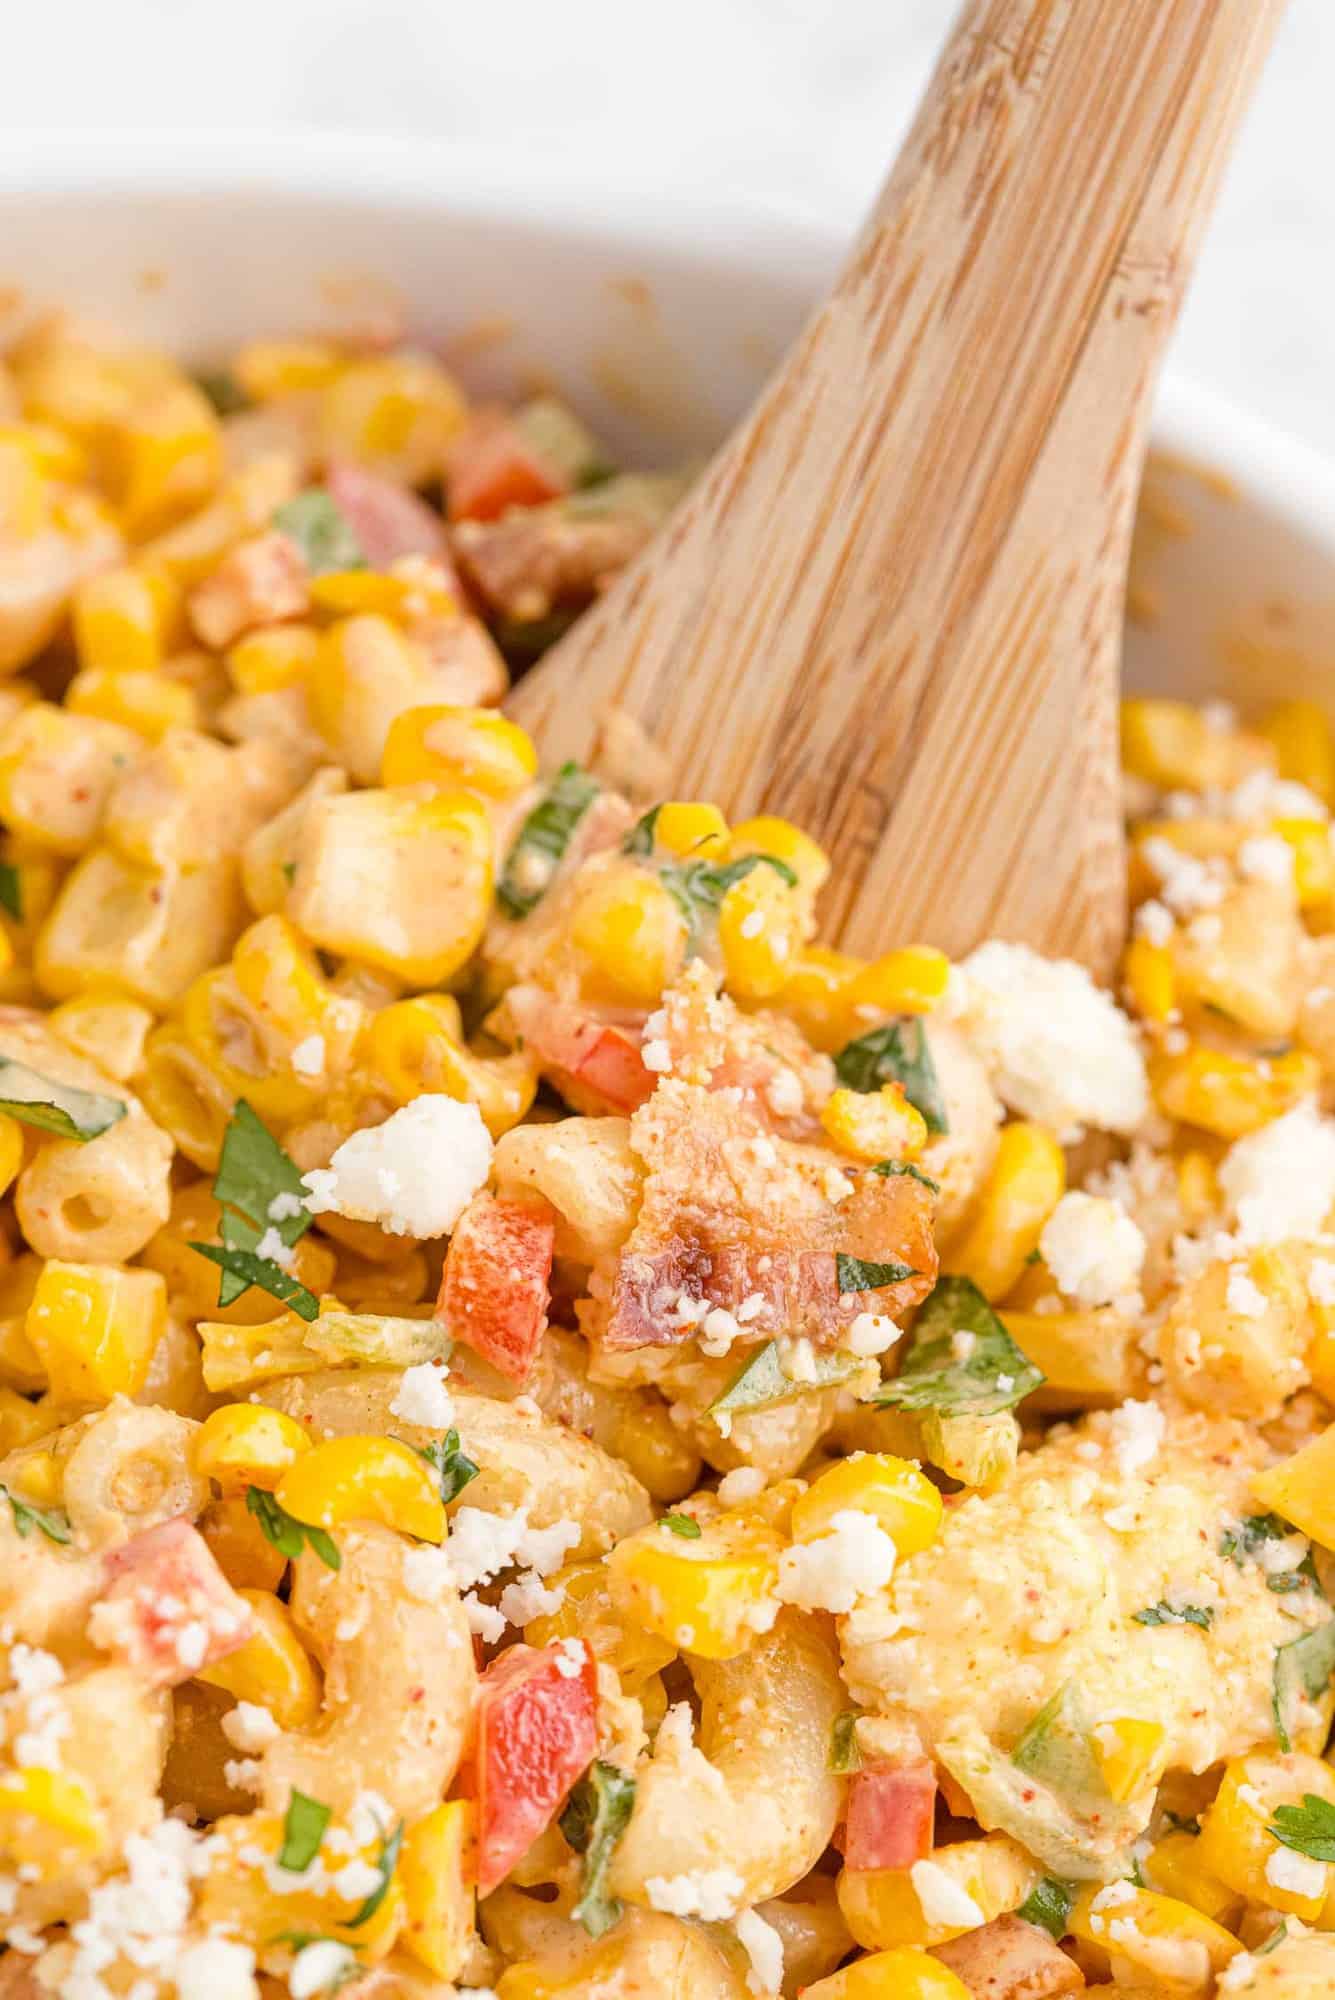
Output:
[
  {"xmin": 325, "ymin": 457, "xmax": 452, "ymax": 566},
  {"xmin": 503, "ymin": 988, "xmax": 656, "ymax": 1117},
  {"xmin": 472, "ymin": 1639, "xmax": 598, "ymax": 1895},
  {"xmin": 437, "ymin": 1191, "xmax": 556, "ymax": 1383},
  {"xmin": 446, "ymin": 409, "xmax": 568, "ymax": 523},
  {"xmin": 844, "ymin": 1759, "xmax": 937, "ymax": 1871},
  {"xmin": 95, "ymin": 1518, "xmax": 254, "ymax": 1687}
]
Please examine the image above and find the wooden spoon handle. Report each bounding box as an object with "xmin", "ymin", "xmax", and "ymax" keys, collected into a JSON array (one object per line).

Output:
[{"xmin": 508, "ymin": 0, "xmax": 1286, "ymax": 972}]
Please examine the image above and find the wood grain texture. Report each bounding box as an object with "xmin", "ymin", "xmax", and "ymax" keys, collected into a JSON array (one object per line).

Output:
[{"xmin": 508, "ymin": 0, "xmax": 1286, "ymax": 972}]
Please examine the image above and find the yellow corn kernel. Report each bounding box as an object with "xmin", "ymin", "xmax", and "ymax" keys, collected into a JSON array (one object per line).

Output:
[
  {"xmin": 288, "ymin": 784, "xmax": 493, "ymax": 986},
  {"xmin": 1068, "ymin": 1884, "xmax": 1240, "ymax": 1992},
  {"xmin": 368, "ymin": 996, "xmax": 536, "ymax": 1138},
  {"xmin": 792, "ymin": 1453, "xmax": 942, "ymax": 1556},
  {"xmin": 606, "ymin": 1401, "xmax": 702, "ymax": 1505},
  {"xmin": 114, "ymin": 380, "xmax": 224, "ymax": 540},
  {"xmin": 179, "ymin": 968, "xmax": 313, "ymax": 1125},
  {"xmin": 525, "ymin": 1561, "xmax": 675, "ymax": 1693},
  {"xmin": 381, "ymin": 703, "xmax": 536, "ymax": 798},
  {"xmin": 232, "ymin": 337, "xmax": 347, "ymax": 401},
  {"xmin": 948, "ymin": 1121, "xmax": 1066, "ymax": 1302},
  {"xmin": 1124, "ymin": 932, "xmax": 1178, "ymax": 1023},
  {"xmin": 199, "ymin": 1494, "xmax": 288, "ymax": 1593},
  {"xmin": 400, "ymin": 1799, "xmax": 476, "ymax": 1980},
  {"xmin": 305, "ymin": 612, "xmax": 432, "ymax": 784},
  {"xmin": 25, "ymin": 1261, "xmax": 167, "ymax": 1403},
  {"xmin": 66, "ymin": 665, "xmax": 198, "ymax": 740},
  {"xmin": 837, "ymin": 1834, "xmax": 1040, "ymax": 1950},
  {"xmin": 0, "ymin": 1258, "xmax": 45, "ymax": 1392},
  {"xmin": 1261, "ymin": 698, "xmax": 1335, "ymax": 806},
  {"xmin": 309, "ymin": 566, "xmax": 457, "ymax": 624},
  {"xmin": 799, "ymin": 1953, "xmax": 972, "ymax": 2000},
  {"xmin": 1250, "ymin": 1422, "xmax": 1335, "ymax": 1546},
  {"xmin": 1088, "ymin": 1717, "xmax": 1167, "ymax": 1804},
  {"xmin": 198, "ymin": 1807, "xmax": 404, "ymax": 1958},
  {"xmin": 820, "ymin": 1082, "xmax": 928, "ymax": 1164},
  {"xmin": 143, "ymin": 1189, "xmax": 337, "ymax": 1333},
  {"xmin": 72, "ymin": 565, "xmax": 166, "ymax": 675},
  {"xmin": 0, "ymin": 1766, "xmax": 108, "ymax": 1875},
  {"xmin": 844, "ymin": 946, "xmax": 951, "ymax": 1021},
  {"xmin": 728, "ymin": 814, "xmax": 830, "ymax": 892},
  {"xmin": 9, "ymin": 1446, "xmax": 61, "ymax": 1507},
  {"xmin": 195, "ymin": 1587, "xmax": 321, "ymax": 1728},
  {"xmin": 195, "ymin": 1403, "xmax": 313, "ymax": 1495},
  {"xmin": 651, "ymin": 801, "xmax": 730, "ymax": 860},
  {"xmin": 718, "ymin": 862, "xmax": 807, "ymax": 1002},
  {"xmin": 48, "ymin": 992, "xmax": 154, "ymax": 1083},
  {"xmin": 776, "ymin": 948, "xmax": 865, "ymax": 1052},
  {"xmin": 319, "ymin": 354, "xmax": 467, "ymax": 487},
  {"xmin": 0, "ymin": 1385, "xmax": 54, "ymax": 1454},
  {"xmin": 225, "ymin": 621, "xmax": 320, "ymax": 696},
  {"xmin": 231, "ymin": 912, "xmax": 358, "ymax": 1056},
  {"xmin": 1144, "ymin": 1831, "xmax": 1240, "ymax": 1927},
  {"xmin": 1121, "ymin": 697, "xmax": 1267, "ymax": 793},
  {"xmin": 606, "ymin": 1509, "xmax": 782, "ymax": 1661},
  {"xmin": 1198, "ymin": 1754, "xmax": 1335, "ymax": 1921},
  {"xmin": 1275, "ymin": 815, "xmax": 1335, "ymax": 908},
  {"xmin": 0, "ymin": 432, "xmax": 49, "ymax": 538},
  {"xmin": 0, "ymin": 419, "xmax": 86, "ymax": 485},
  {"xmin": 197, "ymin": 1305, "xmax": 331, "ymax": 1394},
  {"xmin": 0, "ymin": 1114, "xmax": 22, "ymax": 1204},
  {"xmin": 275, "ymin": 1434, "xmax": 446, "ymax": 1544},
  {"xmin": 1000, "ymin": 1308, "xmax": 1137, "ymax": 1406},
  {"xmin": 570, "ymin": 862, "xmax": 688, "ymax": 1008},
  {"xmin": 1150, "ymin": 1043, "xmax": 1320, "ymax": 1141},
  {"xmin": 1176, "ymin": 1149, "xmax": 1218, "ymax": 1228}
]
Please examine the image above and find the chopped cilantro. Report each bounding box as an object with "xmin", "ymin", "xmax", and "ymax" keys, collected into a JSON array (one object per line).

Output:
[
  {"xmin": 1017, "ymin": 1875, "xmax": 1075, "ymax": 1939},
  {"xmin": 246, "ymin": 1486, "xmax": 341, "ymax": 1572},
  {"xmin": 872, "ymin": 1276, "xmax": 1043, "ymax": 1417},
  {"xmin": 707, "ymin": 1340, "xmax": 869, "ymax": 1421},
  {"xmin": 194, "ymin": 367, "xmax": 250, "ymax": 415},
  {"xmin": 872, "ymin": 1158, "xmax": 940, "ymax": 1193},
  {"xmin": 272, "ymin": 489, "xmax": 366, "ymax": 574},
  {"xmin": 830, "ymin": 1710, "xmax": 863, "ymax": 1774},
  {"xmin": 497, "ymin": 762, "xmax": 601, "ymax": 919},
  {"xmin": 1269, "ymin": 1793, "xmax": 1335, "ymax": 1863},
  {"xmin": 659, "ymin": 1513, "xmax": 702, "ymax": 1539},
  {"xmin": 1133, "ymin": 1601, "xmax": 1214, "ymax": 1632},
  {"xmin": 345, "ymin": 1817, "xmax": 404, "ymax": 1928},
  {"xmin": 191, "ymin": 1243, "xmax": 319, "ymax": 1320},
  {"xmin": 836, "ymin": 1253, "xmax": 917, "ymax": 1294},
  {"xmin": 1221, "ymin": 1513, "xmax": 1321, "ymax": 1597},
  {"xmin": 560, "ymin": 1761, "xmax": 637, "ymax": 1938},
  {"xmin": 0, "ymin": 1057, "xmax": 125, "ymax": 1142},
  {"xmin": 834, "ymin": 1018, "xmax": 948, "ymax": 1134},
  {"xmin": 191, "ymin": 1101, "xmax": 316, "ymax": 1318},
  {"xmin": 1, "ymin": 1483, "xmax": 72, "ymax": 1546},
  {"xmin": 417, "ymin": 1430, "xmax": 480, "ymax": 1505},
  {"xmin": 1273, "ymin": 1617, "xmax": 1335, "ymax": 1752},
  {"xmin": 277, "ymin": 1789, "xmax": 331, "ymax": 1871}
]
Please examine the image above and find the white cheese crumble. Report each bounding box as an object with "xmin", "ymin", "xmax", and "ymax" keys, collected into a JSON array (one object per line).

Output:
[
  {"xmin": 1265, "ymin": 1844, "xmax": 1327, "ymax": 1899},
  {"xmin": 1238, "ymin": 835, "xmax": 1296, "ymax": 888},
  {"xmin": 736, "ymin": 1906, "xmax": 785, "ymax": 1994},
  {"xmin": 845, "ymin": 1312, "xmax": 903, "ymax": 1357},
  {"xmin": 1226, "ymin": 1266, "xmax": 1268, "ymax": 1319},
  {"xmin": 290, "ymin": 1939, "xmax": 360, "ymax": 1996},
  {"xmin": 302, "ymin": 1094, "xmax": 492, "ymax": 1238},
  {"xmin": 645, "ymin": 1867, "xmax": 746, "ymax": 1921},
  {"xmin": 1311, "ymin": 1257, "xmax": 1335, "ymax": 1306},
  {"xmin": 1039, "ymin": 1192, "xmax": 1146, "ymax": 1308},
  {"xmin": 291, "ymin": 1033, "xmax": 327, "ymax": 1079},
  {"xmin": 389, "ymin": 1361, "xmax": 455, "ymax": 1429},
  {"xmin": 950, "ymin": 941, "xmax": 1149, "ymax": 1139},
  {"xmin": 221, "ymin": 1701, "xmax": 280, "ymax": 1754},
  {"xmin": 1133, "ymin": 898, "xmax": 1175, "ymax": 946},
  {"xmin": 641, "ymin": 1038, "xmax": 673, "ymax": 1074},
  {"xmin": 717, "ymin": 1467, "xmax": 767, "ymax": 1504},
  {"xmin": 910, "ymin": 1858, "xmax": 985, "ymax": 1929},
  {"xmin": 175, "ymin": 1937, "xmax": 258, "ymax": 2000},
  {"xmin": 268, "ymin": 1190, "xmax": 305, "ymax": 1223},
  {"xmin": 1140, "ymin": 836, "xmax": 1227, "ymax": 916},
  {"xmin": 1220, "ymin": 1100, "xmax": 1335, "ymax": 1245},
  {"xmin": 253, "ymin": 1225, "xmax": 295, "ymax": 1270},
  {"xmin": 776, "ymin": 1509, "xmax": 897, "ymax": 1614},
  {"xmin": 1107, "ymin": 1399, "xmax": 1166, "ymax": 1477}
]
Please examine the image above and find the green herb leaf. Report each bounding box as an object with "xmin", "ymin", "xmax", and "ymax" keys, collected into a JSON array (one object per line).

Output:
[
  {"xmin": 1273, "ymin": 1617, "xmax": 1335, "ymax": 1752},
  {"xmin": 277, "ymin": 1789, "xmax": 332, "ymax": 1871},
  {"xmin": 659, "ymin": 1513, "xmax": 702, "ymax": 1539},
  {"xmin": 873, "ymin": 1276, "xmax": 1043, "ymax": 1417},
  {"xmin": 0, "ymin": 1057, "xmax": 125, "ymax": 1142},
  {"xmin": 1, "ymin": 1483, "xmax": 72, "ymax": 1546},
  {"xmin": 194, "ymin": 367, "xmax": 250, "ymax": 416},
  {"xmin": 273, "ymin": 489, "xmax": 366, "ymax": 575},
  {"xmin": 1257, "ymin": 1921, "xmax": 1290, "ymax": 1957},
  {"xmin": 1133, "ymin": 1601, "xmax": 1214, "ymax": 1632},
  {"xmin": 345, "ymin": 1818, "xmax": 404, "ymax": 1928},
  {"xmin": 836, "ymin": 1253, "xmax": 917, "ymax": 1294},
  {"xmin": 834, "ymin": 1018, "xmax": 948, "ymax": 1134},
  {"xmin": 417, "ymin": 1430, "xmax": 480, "ymax": 1505},
  {"xmin": 707, "ymin": 1340, "xmax": 870, "ymax": 1423},
  {"xmin": 1017, "ymin": 1876, "xmax": 1075, "ymax": 1940},
  {"xmin": 1221, "ymin": 1514, "xmax": 1321, "ymax": 1597},
  {"xmin": 872, "ymin": 1159, "xmax": 940, "ymax": 1193},
  {"xmin": 656, "ymin": 853, "xmax": 797, "ymax": 943},
  {"xmin": 559, "ymin": 1761, "xmax": 637, "ymax": 1938},
  {"xmin": 830, "ymin": 1710, "xmax": 863, "ymax": 1775},
  {"xmin": 191, "ymin": 1243, "xmax": 319, "ymax": 1321},
  {"xmin": 0, "ymin": 864, "xmax": 21, "ymax": 923},
  {"xmin": 245, "ymin": 1486, "xmax": 341, "ymax": 1571},
  {"xmin": 622, "ymin": 806, "xmax": 661, "ymax": 858},
  {"xmin": 1011, "ymin": 1682, "xmax": 1109, "ymax": 1808},
  {"xmin": 1269, "ymin": 1793, "xmax": 1335, "ymax": 1863},
  {"xmin": 214, "ymin": 1100, "xmax": 312, "ymax": 1248},
  {"xmin": 497, "ymin": 762, "xmax": 601, "ymax": 919}
]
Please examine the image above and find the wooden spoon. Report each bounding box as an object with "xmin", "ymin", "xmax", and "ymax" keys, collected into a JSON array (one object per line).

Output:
[{"xmin": 508, "ymin": 0, "xmax": 1286, "ymax": 975}]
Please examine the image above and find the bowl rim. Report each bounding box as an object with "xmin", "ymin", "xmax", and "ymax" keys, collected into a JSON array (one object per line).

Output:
[{"xmin": 6, "ymin": 127, "xmax": 1335, "ymax": 541}]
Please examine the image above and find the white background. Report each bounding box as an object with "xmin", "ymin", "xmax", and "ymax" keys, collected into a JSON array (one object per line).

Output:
[{"xmin": 12, "ymin": 0, "xmax": 1335, "ymax": 451}]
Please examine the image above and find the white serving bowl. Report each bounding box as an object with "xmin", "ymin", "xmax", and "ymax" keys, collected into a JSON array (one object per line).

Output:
[{"xmin": 2, "ymin": 130, "xmax": 1333, "ymax": 714}]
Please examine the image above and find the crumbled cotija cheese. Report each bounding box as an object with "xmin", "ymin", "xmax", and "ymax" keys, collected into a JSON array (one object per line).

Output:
[
  {"xmin": 645, "ymin": 1867, "xmax": 746, "ymax": 1921},
  {"xmin": 736, "ymin": 1906, "xmax": 785, "ymax": 1994},
  {"xmin": 951, "ymin": 941, "xmax": 1149, "ymax": 1138},
  {"xmin": 1220, "ymin": 1100, "xmax": 1335, "ymax": 1245},
  {"xmin": 1107, "ymin": 1399, "xmax": 1166, "ymax": 1477},
  {"xmin": 1265, "ymin": 1844, "xmax": 1327, "ymax": 1899},
  {"xmin": 1225, "ymin": 1266, "xmax": 1268, "ymax": 1319},
  {"xmin": 290, "ymin": 1033, "xmax": 327, "ymax": 1079},
  {"xmin": 1039, "ymin": 1192, "xmax": 1146, "ymax": 1308},
  {"xmin": 1238, "ymin": 835, "xmax": 1295, "ymax": 888},
  {"xmin": 175, "ymin": 1937, "xmax": 258, "ymax": 2000},
  {"xmin": 909, "ymin": 1859, "xmax": 984, "ymax": 1929},
  {"xmin": 777, "ymin": 1509, "xmax": 897, "ymax": 1614},
  {"xmin": 302, "ymin": 1094, "xmax": 492, "ymax": 1237},
  {"xmin": 290, "ymin": 1939, "xmax": 359, "ymax": 1997},
  {"xmin": 221, "ymin": 1701, "xmax": 280, "ymax": 1753},
  {"xmin": 389, "ymin": 1361, "xmax": 455, "ymax": 1429},
  {"xmin": 1140, "ymin": 837, "xmax": 1227, "ymax": 916},
  {"xmin": 717, "ymin": 1467, "xmax": 767, "ymax": 1504}
]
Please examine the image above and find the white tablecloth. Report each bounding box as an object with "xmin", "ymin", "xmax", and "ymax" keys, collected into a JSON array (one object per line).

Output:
[{"xmin": 13, "ymin": 0, "xmax": 1335, "ymax": 452}]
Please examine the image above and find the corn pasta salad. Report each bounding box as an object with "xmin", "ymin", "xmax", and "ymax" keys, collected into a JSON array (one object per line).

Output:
[{"xmin": 0, "ymin": 317, "xmax": 1334, "ymax": 2000}]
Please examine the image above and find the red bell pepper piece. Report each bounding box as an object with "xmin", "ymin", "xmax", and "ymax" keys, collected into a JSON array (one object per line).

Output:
[{"xmin": 472, "ymin": 1639, "xmax": 598, "ymax": 1895}]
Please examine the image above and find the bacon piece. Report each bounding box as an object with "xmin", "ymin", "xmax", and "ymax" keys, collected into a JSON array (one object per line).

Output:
[
  {"xmin": 325, "ymin": 457, "xmax": 452, "ymax": 567},
  {"xmin": 446, "ymin": 406, "xmax": 569, "ymax": 523},
  {"xmin": 452, "ymin": 502, "xmax": 653, "ymax": 622},
  {"xmin": 187, "ymin": 529, "xmax": 309, "ymax": 648},
  {"xmin": 845, "ymin": 1759, "xmax": 937, "ymax": 1871},
  {"xmin": 472, "ymin": 1639, "xmax": 598, "ymax": 1896},
  {"xmin": 504, "ymin": 987, "xmax": 656, "ymax": 1116},
  {"xmin": 438, "ymin": 1190, "xmax": 557, "ymax": 1382},
  {"xmin": 932, "ymin": 1913, "xmax": 1086, "ymax": 1996},
  {"xmin": 92, "ymin": 1518, "xmax": 254, "ymax": 1687}
]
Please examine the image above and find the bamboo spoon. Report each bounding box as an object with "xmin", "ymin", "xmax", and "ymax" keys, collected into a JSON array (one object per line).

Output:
[{"xmin": 508, "ymin": 0, "xmax": 1286, "ymax": 975}]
